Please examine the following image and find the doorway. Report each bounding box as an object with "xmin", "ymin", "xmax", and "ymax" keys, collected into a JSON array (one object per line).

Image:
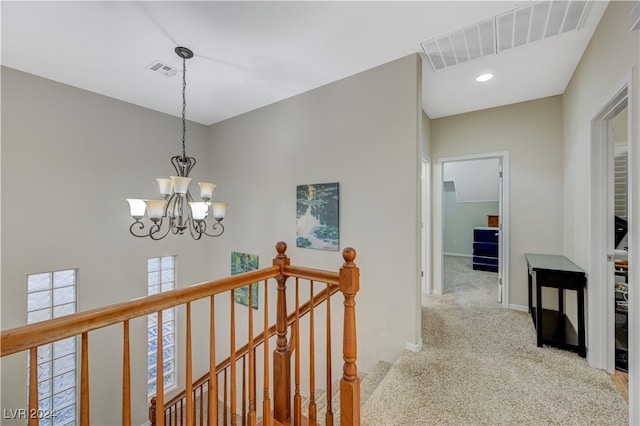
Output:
[
  {"xmin": 589, "ymin": 73, "xmax": 636, "ymax": 421},
  {"xmin": 612, "ymin": 106, "xmax": 629, "ymax": 374},
  {"xmin": 434, "ymin": 151, "xmax": 510, "ymax": 306}
]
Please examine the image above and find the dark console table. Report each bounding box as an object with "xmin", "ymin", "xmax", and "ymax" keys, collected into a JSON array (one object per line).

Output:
[{"xmin": 525, "ymin": 253, "xmax": 587, "ymax": 357}]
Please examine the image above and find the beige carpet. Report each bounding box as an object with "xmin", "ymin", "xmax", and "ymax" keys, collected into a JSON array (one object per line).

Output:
[{"xmin": 361, "ymin": 255, "xmax": 629, "ymax": 426}]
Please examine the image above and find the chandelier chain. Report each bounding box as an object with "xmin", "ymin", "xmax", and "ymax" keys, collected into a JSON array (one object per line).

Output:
[{"xmin": 181, "ymin": 55, "xmax": 187, "ymax": 161}]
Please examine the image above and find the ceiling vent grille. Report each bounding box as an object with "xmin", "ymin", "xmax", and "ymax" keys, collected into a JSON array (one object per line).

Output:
[
  {"xmin": 147, "ymin": 60, "xmax": 178, "ymax": 77},
  {"xmin": 421, "ymin": 18, "xmax": 494, "ymax": 71},
  {"xmin": 421, "ymin": 0, "xmax": 590, "ymax": 72},
  {"xmin": 497, "ymin": 0, "xmax": 590, "ymax": 53}
]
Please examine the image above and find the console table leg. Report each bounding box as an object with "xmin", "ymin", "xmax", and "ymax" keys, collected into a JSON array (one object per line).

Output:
[
  {"xmin": 536, "ymin": 280, "xmax": 543, "ymax": 347},
  {"xmin": 578, "ymin": 285, "xmax": 586, "ymax": 357}
]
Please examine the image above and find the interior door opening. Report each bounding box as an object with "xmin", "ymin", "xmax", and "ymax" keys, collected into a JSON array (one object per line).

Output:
[
  {"xmin": 589, "ymin": 74, "xmax": 636, "ymax": 422},
  {"xmin": 436, "ymin": 152, "xmax": 510, "ymax": 306},
  {"xmin": 612, "ymin": 105, "xmax": 629, "ymax": 375}
]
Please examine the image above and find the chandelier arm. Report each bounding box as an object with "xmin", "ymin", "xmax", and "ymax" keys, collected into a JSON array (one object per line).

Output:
[
  {"xmin": 129, "ymin": 219, "xmax": 171, "ymax": 240},
  {"xmin": 149, "ymin": 219, "xmax": 171, "ymax": 241},
  {"xmin": 188, "ymin": 219, "xmax": 204, "ymax": 240},
  {"xmin": 202, "ymin": 221, "xmax": 225, "ymax": 238},
  {"xmin": 129, "ymin": 220, "xmax": 150, "ymax": 238}
]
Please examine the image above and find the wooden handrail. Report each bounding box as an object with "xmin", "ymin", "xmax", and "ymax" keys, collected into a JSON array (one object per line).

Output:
[
  {"xmin": 1, "ymin": 266, "xmax": 280, "ymax": 357},
  {"xmin": 283, "ymin": 265, "xmax": 340, "ymax": 285}
]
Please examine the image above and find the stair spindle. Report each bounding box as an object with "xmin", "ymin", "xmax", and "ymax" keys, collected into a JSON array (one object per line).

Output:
[
  {"xmin": 28, "ymin": 347, "xmax": 38, "ymax": 426},
  {"xmin": 263, "ymin": 279, "xmax": 272, "ymax": 426},
  {"xmin": 309, "ymin": 281, "xmax": 317, "ymax": 425},
  {"xmin": 231, "ymin": 290, "xmax": 238, "ymax": 425},
  {"xmin": 156, "ymin": 310, "xmax": 165, "ymax": 426},
  {"xmin": 248, "ymin": 281, "xmax": 257, "ymax": 425},
  {"xmin": 209, "ymin": 295, "xmax": 218, "ymax": 426},
  {"xmin": 186, "ymin": 302, "xmax": 193, "ymax": 425},
  {"xmin": 198, "ymin": 385, "xmax": 204, "ymax": 425},
  {"xmin": 81, "ymin": 332, "xmax": 90, "ymax": 424},
  {"xmin": 294, "ymin": 278, "xmax": 302, "ymax": 426},
  {"xmin": 326, "ymin": 284, "xmax": 334, "ymax": 426},
  {"xmin": 224, "ymin": 369, "xmax": 228, "ymax": 424},
  {"xmin": 123, "ymin": 321, "xmax": 132, "ymax": 426},
  {"xmin": 242, "ymin": 355, "xmax": 247, "ymax": 426}
]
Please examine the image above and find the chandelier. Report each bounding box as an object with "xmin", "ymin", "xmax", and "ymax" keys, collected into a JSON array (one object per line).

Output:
[{"xmin": 127, "ymin": 46, "xmax": 228, "ymax": 240}]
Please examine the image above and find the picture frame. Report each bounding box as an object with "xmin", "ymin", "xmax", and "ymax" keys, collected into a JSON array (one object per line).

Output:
[
  {"xmin": 231, "ymin": 251, "xmax": 259, "ymax": 309},
  {"xmin": 296, "ymin": 182, "xmax": 339, "ymax": 251}
]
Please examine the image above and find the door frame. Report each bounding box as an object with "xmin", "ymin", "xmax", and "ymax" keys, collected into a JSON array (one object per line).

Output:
[
  {"xmin": 433, "ymin": 151, "xmax": 510, "ymax": 307},
  {"xmin": 589, "ymin": 82, "xmax": 627, "ymax": 371},
  {"xmin": 422, "ymin": 159, "xmax": 432, "ymax": 294},
  {"xmin": 590, "ymin": 70, "xmax": 636, "ymax": 423}
]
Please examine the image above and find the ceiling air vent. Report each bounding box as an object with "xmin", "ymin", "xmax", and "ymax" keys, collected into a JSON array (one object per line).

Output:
[
  {"xmin": 147, "ymin": 60, "xmax": 178, "ymax": 77},
  {"xmin": 421, "ymin": 18, "xmax": 495, "ymax": 71},
  {"xmin": 496, "ymin": 0, "xmax": 590, "ymax": 53},
  {"xmin": 421, "ymin": 0, "xmax": 590, "ymax": 71}
]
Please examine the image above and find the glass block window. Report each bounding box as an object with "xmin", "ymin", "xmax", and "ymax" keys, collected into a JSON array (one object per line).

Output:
[
  {"xmin": 26, "ymin": 269, "xmax": 77, "ymax": 426},
  {"xmin": 147, "ymin": 256, "xmax": 176, "ymax": 399}
]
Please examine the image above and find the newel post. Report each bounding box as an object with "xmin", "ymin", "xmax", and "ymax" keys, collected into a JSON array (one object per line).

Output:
[
  {"xmin": 340, "ymin": 247, "xmax": 360, "ymax": 426},
  {"xmin": 273, "ymin": 241, "xmax": 292, "ymax": 422}
]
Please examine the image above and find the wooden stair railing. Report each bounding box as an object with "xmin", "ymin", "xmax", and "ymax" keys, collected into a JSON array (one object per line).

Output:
[
  {"xmin": 1, "ymin": 242, "xmax": 360, "ymax": 426},
  {"xmin": 153, "ymin": 244, "xmax": 360, "ymax": 426},
  {"xmin": 154, "ymin": 275, "xmax": 343, "ymax": 425}
]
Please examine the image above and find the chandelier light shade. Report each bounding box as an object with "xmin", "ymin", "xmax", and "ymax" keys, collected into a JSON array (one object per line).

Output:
[{"xmin": 127, "ymin": 46, "xmax": 228, "ymax": 240}]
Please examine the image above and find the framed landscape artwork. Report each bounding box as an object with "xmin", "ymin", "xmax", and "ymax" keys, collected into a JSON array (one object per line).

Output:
[
  {"xmin": 296, "ymin": 182, "xmax": 339, "ymax": 251},
  {"xmin": 231, "ymin": 251, "xmax": 259, "ymax": 309}
]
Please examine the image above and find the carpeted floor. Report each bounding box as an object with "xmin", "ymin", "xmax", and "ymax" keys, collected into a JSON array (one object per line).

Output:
[{"xmin": 362, "ymin": 255, "xmax": 629, "ymax": 425}]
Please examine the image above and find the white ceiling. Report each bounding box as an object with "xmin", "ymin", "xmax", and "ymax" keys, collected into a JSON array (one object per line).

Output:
[{"xmin": 1, "ymin": 1, "xmax": 608, "ymax": 125}]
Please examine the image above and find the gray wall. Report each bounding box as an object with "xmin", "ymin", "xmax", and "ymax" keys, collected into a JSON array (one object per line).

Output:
[
  {"xmin": 432, "ymin": 96, "xmax": 564, "ymax": 308},
  {"xmin": 1, "ymin": 66, "xmax": 218, "ymax": 424},
  {"xmin": 443, "ymin": 189, "xmax": 498, "ymax": 256},
  {"xmin": 1, "ymin": 53, "xmax": 423, "ymax": 423},
  {"xmin": 562, "ymin": 1, "xmax": 639, "ymax": 268},
  {"xmin": 561, "ymin": 2, "xmax": 639, "ymax": 417},
  {"xmin": 203, "ymin": 53, "xmax": 424, "ymax": 371}
]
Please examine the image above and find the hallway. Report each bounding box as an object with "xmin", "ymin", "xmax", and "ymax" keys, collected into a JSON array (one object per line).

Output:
[{"xmin": 360, "ymin": 256, "xmax": 628, "ymax": 425}]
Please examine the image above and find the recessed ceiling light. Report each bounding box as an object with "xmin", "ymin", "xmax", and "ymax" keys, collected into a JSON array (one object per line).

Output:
[{"xmin": 475, "ymin": 73, "xmax": 494, "ymax": 83}]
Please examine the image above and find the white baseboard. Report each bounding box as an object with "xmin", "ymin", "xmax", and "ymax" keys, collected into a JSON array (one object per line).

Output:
[
  {"xmin": 508, "ymin": 304, "xmax": 528, "ymax": 312},
  {"xmin": 406, "ymin": 338, "xmax": 423, "ymax": 352}
]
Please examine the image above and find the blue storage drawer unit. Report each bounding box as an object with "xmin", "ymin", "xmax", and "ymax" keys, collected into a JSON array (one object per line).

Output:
[
  {"xmin": 473, "ymin": 227, "xmax": 499, "ymax": 272},
  {"xmin": 473, "ymin": 242, "xmax": 496, "ymax": 257}
]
